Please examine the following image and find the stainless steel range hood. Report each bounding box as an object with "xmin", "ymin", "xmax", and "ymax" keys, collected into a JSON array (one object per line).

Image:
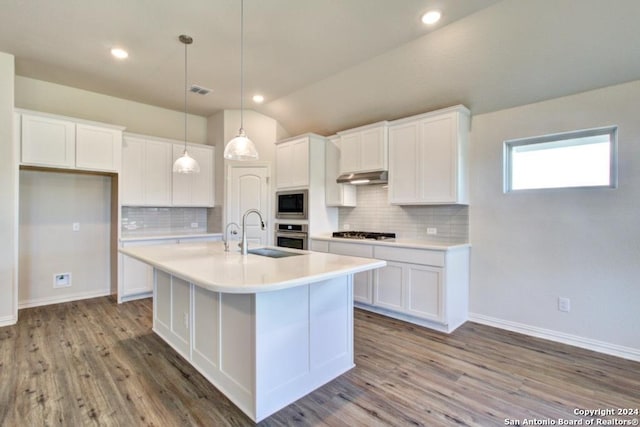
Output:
[{"xmin": 336, "ymin": 170, "xmax": 388, "ymax": 185}]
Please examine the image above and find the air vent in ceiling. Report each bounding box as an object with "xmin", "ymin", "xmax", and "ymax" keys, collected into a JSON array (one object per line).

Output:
[{"xmin": 189, "ymin": 84, "xmax": 212, "ymax": 95}]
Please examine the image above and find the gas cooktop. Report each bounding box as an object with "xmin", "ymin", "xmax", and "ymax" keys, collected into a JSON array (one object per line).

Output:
[{"xmin": 332, "ymin": 231, "xmax": 396, "ymax": 241}]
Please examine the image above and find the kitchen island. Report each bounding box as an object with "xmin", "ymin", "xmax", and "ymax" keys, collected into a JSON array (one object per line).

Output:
[{"xmin": 119, "ymin": 241, "xmax": 385, "ymax": 422}]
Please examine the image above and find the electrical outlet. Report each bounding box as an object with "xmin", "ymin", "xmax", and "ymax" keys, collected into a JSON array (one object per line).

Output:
[
  {"xmin": 343, "ymin": 224, "xmax": 351, "ymax": 230},
  {"xmin": 558, "ymin": 297, "xmax": 571, "ymax": 312},
  {"xmin": 427, "ymin": 227, "xmax": 438, "ymax": 235},
  {"xmin": 53, "ymin": 273, "xmax": 72, "ymax": 288},
  {"xmin": 191, "ymin": 222, "xmax": 199, "ymax": 228},
  {"xmin": 72, "ymin": 222, "xmax": 80, "ymax": 232}
]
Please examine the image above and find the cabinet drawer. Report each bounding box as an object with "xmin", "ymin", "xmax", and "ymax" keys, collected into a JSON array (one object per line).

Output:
[
  {"xmin": 329, "ymin": 241, "xmax": 374, "ymax": 258},
  {"xmin": 310, "ymin": 240, "xmax": 329, "ymax": 253},
  {"xmin": 373, "ymin": 246, "xmax": 444, "ymax": 267}
]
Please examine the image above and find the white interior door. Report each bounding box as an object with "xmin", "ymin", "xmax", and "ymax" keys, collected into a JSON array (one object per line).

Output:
[{"xmin": 227, "ymin": 165, "xmax": 270, "ymax": 248}]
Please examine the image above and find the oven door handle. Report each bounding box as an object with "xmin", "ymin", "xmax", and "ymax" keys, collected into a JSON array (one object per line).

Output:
[{"xmin": 275, "ymin": 232, "xmax": 308, "ymax": 239}]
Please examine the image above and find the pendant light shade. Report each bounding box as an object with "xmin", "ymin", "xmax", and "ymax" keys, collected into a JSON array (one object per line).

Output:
[
  {"xmin": 173, "ymin": 34, "xmax": 200, "ymax": 174},
  {"xmin": 224, "ymin": 0, "xmax": 259, "ymax": 161}
]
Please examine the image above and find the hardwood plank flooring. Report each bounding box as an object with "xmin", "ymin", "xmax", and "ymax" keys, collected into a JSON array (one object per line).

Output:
[{"xmin": 1, "ymin": 296, "xmax": 638, "ymax": 426}]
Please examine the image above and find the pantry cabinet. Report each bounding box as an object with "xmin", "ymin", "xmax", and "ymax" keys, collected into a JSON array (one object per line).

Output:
[
  {"xmin": 19, "ymin": 111, "xmax": 123, "ymax": 172},
  {"xmin": 338, "ymin": 122, "xmax": 388, "ymax": 174},
  {"xmin": 388, "ymin": 105, "xmax": 470, "ymax": 205}
]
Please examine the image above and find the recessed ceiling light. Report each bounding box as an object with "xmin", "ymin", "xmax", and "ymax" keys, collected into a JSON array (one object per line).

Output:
[
  {"xmin": 110, "ymin": 48, "xmax": 129, "ymax": 59},
  {"xmin": 252, "ymin": 94, "xmax": 264, "ymax": 104},
  {"xmin": 421, "ymin": 10, "xmax": 442, "ymax": 25}
]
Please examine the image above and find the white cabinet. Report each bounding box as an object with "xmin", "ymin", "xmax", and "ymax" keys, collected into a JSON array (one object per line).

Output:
[
  {"xmin": 388, "ymin": 105, "xmax": 470, "ymax": 205},
  {"xmin": 326, "ymin": 241, "xmax": 374, "ymax": 304},
  {"xmin": 172, "ymin": 143, "xmax": 214, "ymax": 207},
  {"xmin": 121, "ymin": 136, "xmax": 172, "ymax": 206},
  {"xmin": 75, "ymin": 124, "xmax": 122, "ymax": 171},
  {"xmin": 325, "ymin": 136, "xmax": 356, "ymax": 207},
  {"xmin": 275, "ymin": 137, "xmax": 309, "ymax": 189},
  {"xmin": 118, "ymin": 235, "xmax": 221, "ymax": 302},
  {"xmin": 311, "ymin": 237, "xmax": 470, "ymax": 333},
  {"xmin": 338, "ymin": 122, "xmax": 388, "ymax": 174},
  {"xmin": 19, "ymin": 111, "xmax": 123, "ymax": 172}
]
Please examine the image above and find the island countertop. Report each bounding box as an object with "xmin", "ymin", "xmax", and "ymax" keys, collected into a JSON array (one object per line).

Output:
[{"xmin": 119, "ymin": 241, "xmax": 386, "ymax": 294}]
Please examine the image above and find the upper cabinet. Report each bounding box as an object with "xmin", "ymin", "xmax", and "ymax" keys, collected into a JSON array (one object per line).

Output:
[
  {"xmin": 325, "ymin": 136, "xmax": 356, "ymax": 207},
  {"xmin": 338, "ymin": 122, "xmax": 388, "ymax": 174},
  {"xmin": 121, "ymin": 135, "xmax": 173, "ymax": 206},
  {"xmin": 275, "ymin": 137, "xmax": 310, "ymax": 189},
  {"xmin": 172, "ymin": 143, "xmax": 214, "ymax": 207},
  {"xmin": 388, "ymin": 106, "xmax": 470, "ymax": 205},
  {"xmin": 121, "ymin": 133, "xmax": 214, "ymax": 207},
  {"xmin": 19, "ymin": 111, "xmax": 123, "ymax": 172}
]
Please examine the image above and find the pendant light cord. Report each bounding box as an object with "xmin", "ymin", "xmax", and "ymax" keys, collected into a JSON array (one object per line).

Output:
[
  {"xmin": 239, "ymin": 0, "xmax": 245, "ymax": 132},
  {"xmin": 184, "ymin": 36, "xmax": 188, "ymax": 151}
]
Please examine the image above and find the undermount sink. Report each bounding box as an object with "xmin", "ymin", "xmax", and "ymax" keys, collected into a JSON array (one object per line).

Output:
[{"xmin": 247, "ymin": 248, "xmax": 304, "ymax": 258}]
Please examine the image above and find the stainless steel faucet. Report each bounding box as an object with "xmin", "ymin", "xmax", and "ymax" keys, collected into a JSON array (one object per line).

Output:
[
  {"xmin": 240, "ymin": 209, "xmax": 265, "ymax": 255},
  {"xmin": 223, "ymin": 222, "xmax": 240, "ymax": 252}
]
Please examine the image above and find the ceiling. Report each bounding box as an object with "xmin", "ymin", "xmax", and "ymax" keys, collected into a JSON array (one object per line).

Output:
[{"xmin": 2, "ymin": 0, "xmax": 640, "ymax": 136}]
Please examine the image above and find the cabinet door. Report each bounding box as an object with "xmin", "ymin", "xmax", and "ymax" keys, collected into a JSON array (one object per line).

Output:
[
  {"xmin": 374, "ymin": 262, "xmax": 404, "ymax": 311},
  {"xmin": 21, "ymin": 114, "xmax": 75, "ymax": 168},
  {"xmin": 405, "ymin": 264, "xmax": 443, "ymax": 322},
  {"xmin": 388, "ymin": 122, "xmax": 420, "ymax": 203},
  {"xmin": 144, "ymin": 140, "xmax": 173, "ymax": 206},
  {"xmin": 329, "ymin": 241, "xmax": 373, "ymax": 304},
  {"xmin": 76, "ymin": 124, "xmax": 122, "ymax": 172},
  {"xmin": 276, "ymin": 138, "xmax": 309, "ymax": 189},
  {"xmin": 172, "ymin": 144, "xmax": 213, "ymax": 207},
  {"xmin": 360, "ymin": 127, "xmax": 386, "ymax": 172},
  {"xmin": 420, "ymin": 114, "xmax": 457, "ymax": 203},
  {"xmin": 122, "ymin": 254, "xmax": 153, "ymax": 295},
  {"xmin": 275, "ymin": 143, "xmax": 293, "ymax": 189},
  {"xmin": 326, "ymin": 137, "xmax": 356, "ymax": 207},
  {"xmin": 339, "ymin": 133, "xmax": 361, "ymax": 174},
  {"xmin": 291, "ymin": 139, "xmax": 309, "ymax": 187},
  {"xmin": 121, "ymin": 137, "xmax": 145, "ymax": 205},
  {"xmin": 189, "ymin": 144, "xmax": 214, "ymax": 206}
]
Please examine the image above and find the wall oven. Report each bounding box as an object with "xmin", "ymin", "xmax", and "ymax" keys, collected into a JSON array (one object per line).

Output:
[
  {"xmin": 275, "ymin": 189, "xmax": 308, "ymax": 220},
  {"xmin": 274, "ymin": 223, "xmax": 308, "ymax": 250}
]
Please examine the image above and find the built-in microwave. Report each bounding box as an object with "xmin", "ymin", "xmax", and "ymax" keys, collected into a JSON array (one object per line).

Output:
[{"xmin": 275, "ymin": 189, "xmax": 308, "ymax": 220}]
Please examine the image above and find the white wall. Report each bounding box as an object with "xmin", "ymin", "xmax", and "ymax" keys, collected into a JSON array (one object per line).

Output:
[
  {"xmin": 15, "ymin": 76, "xmax": 208, "ymax": 143},
  {"xmin": 0, "ymin": 52, "xmax": 17, "ymax": 325},
  {"xmin": 19, "ymin": 170, "xmax": 112, "ymax": 307},
  {"xmin": 469, "ymin": 80, "xmax": 640, "ymax": 358}
]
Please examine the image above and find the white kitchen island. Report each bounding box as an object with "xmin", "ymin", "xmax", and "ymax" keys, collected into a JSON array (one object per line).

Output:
[{"xmin": 119, "ymin": 241, "xmax": 385, "ymax": 422}]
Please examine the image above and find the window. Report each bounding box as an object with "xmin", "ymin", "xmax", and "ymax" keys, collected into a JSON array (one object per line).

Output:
[{"xmin": 504, "ymin": 126, "xmax": 617, "ymax": 192}]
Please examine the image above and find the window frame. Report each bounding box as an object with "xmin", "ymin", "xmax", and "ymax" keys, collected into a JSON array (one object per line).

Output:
[{"xmin": 503, "ymin": 126, "xmax": 618, "ymax": 193}]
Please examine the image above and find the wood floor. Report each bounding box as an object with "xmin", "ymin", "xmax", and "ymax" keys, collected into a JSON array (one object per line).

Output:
[{"xmin": 1, "ymin": 297, "xmax": 638, "ymax": 426}]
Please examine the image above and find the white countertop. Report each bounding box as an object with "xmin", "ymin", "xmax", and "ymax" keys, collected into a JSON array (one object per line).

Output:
[
  {"xmin": 119, "ymin": 241, "xmax": 385, "ymax": 294},
  {"xmin": 310, "ymin": 235, "xmax": 471, "ymax": 251}
]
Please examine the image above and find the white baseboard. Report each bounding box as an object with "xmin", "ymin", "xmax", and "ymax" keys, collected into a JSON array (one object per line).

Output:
[
  {"xmin": 18, "ymin": 289, "xmax": 112, "ymax": 309},
  {"xmin": 469, "ymin": 312, "xmax": 640, "ymax": 362},
  {"xmin": 0, "ymin": 314, "xmax": 17, "ymax": 327}
]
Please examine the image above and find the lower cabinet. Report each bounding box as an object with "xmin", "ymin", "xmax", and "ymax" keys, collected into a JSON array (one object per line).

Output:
[
  {"xmin": 326, "ymin": 241, "xmax": 374, "ymax": 304},
  {"xmin": 118, "ymin": 235, "xmax": 221, "ymax": 303},
  {"xmin": 310, "ymin": 238, "xmax": 469, "ymax": 333}
]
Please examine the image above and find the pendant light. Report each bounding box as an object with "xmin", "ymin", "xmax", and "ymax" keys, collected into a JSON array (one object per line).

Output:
[
  {"xmin": 173, "ymin": 34, "xmax": 200, "ymax": 174},
  {"xmin": 224, "ymin": 0, "xmax": 259, "ymax": 160}
]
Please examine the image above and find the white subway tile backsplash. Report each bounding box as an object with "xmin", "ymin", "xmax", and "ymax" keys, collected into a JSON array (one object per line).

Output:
[
  {"xmin": 338, "ymin": 185, "xmax": 468, "ymax": 243},
  {"xmin": 121, "ymin": 207, "xmax": 207, "ymax": 237}
]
